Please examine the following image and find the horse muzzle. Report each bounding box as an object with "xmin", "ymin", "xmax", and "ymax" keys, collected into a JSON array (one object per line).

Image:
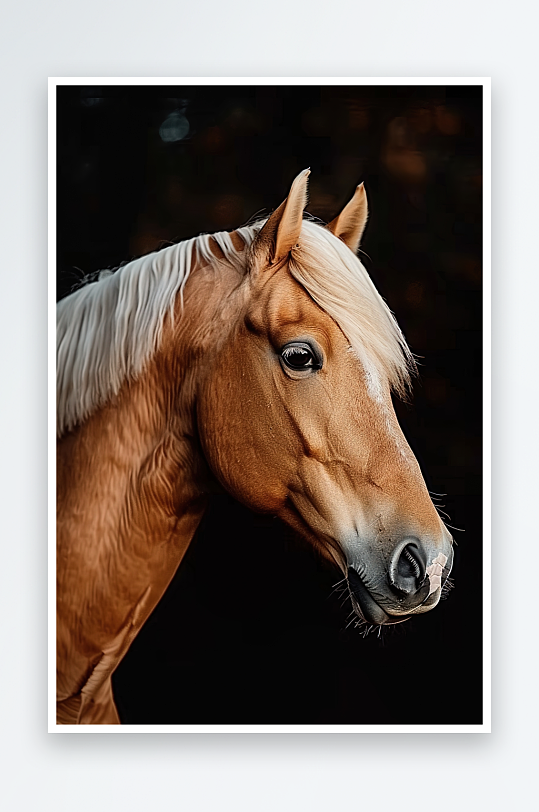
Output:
[{"xmin": 347, "ymin": 538, "xmax": 454, "ymax": 625}]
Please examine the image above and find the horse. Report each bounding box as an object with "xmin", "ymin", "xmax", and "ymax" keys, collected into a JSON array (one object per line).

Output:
[{"xmin": 56, "ymin": 170, "xmax": 454, "ymax": 725}]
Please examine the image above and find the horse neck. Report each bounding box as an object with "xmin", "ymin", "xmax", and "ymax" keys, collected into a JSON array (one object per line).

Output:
[
  {"xmin": 58, "ymin": 251, "xmax": 245, "ymax": 592},
  {"xmin": 59, "ymin": 246, "xmax": 246, "ymax": 544},
  {"xmin": 57, "ymin": 246, "xmax": 248, "ymax": 701}
]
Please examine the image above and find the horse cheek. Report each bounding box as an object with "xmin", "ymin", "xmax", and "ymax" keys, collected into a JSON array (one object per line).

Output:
[{"xmin": 197, "ymin": 365, "xmax": 288, "ymax": 514}]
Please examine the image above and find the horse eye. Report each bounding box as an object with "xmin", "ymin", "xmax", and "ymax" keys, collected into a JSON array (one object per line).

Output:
[{"xmin": 280, "ymin": 343, "xmax": 320, "ymax": 371}]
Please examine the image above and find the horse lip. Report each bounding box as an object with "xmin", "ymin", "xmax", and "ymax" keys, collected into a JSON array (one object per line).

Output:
[{"xmin": 347, "ymin": 567, "xmax": 408, "ymax": 626}]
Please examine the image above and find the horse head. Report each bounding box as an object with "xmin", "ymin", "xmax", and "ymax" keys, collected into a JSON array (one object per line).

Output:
[{"xmin": 197, "ymin": 170, "xmax": 453, "ymax": 627}]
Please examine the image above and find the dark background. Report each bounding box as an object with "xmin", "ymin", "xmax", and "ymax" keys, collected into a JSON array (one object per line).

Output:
[{"xmin": 57, "ymin": 85, "xmax": 483, "ymax": 725}]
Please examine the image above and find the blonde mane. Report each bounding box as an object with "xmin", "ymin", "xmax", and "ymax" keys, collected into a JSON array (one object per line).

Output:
[
  {"xmin": 288, "ymin": 220, "xmax": 414, "ymax": 399},
  {"xmin": 57, "ymin": 219, "xmax": 414, "ymax": 437}
]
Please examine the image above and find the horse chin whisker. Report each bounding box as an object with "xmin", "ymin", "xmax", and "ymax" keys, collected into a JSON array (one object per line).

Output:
[{"xmin": 440, "ymin": 577, "xmax": 455, "ymax": 600}]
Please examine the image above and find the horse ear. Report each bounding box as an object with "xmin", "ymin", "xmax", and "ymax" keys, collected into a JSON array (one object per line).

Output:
[
  {"xmin": 326, "ymin": 183, "xmax": 368, "ymax": 254},
  {"xmin": 254, "ymin": 169, "xmax": 310, "ymax": 265}
]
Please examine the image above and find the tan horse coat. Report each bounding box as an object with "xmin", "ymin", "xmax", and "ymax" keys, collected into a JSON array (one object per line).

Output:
[{"xmin": 57, "ymin": 172, "xmax": 451, "ymax": 724}]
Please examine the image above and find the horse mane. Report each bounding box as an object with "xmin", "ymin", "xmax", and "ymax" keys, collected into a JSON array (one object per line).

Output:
[
  {"xmin": 287, "ymin": 220, "xmax": 415, "ymax": 401},
  {"xmin": 57, "ymin": 219, "xmax": 414, "ymax": 437}
]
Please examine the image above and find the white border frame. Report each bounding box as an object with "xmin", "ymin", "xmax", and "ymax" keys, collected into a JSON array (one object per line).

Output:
[{"xmin": 49, "ymin": 76, "xmax": 491, "ymax": 733}]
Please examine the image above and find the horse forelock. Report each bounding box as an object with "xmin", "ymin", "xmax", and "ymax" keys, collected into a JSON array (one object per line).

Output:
[
  {"xmin": 56, "ymin": 217, "xmax": 413, "ymax": 437},
  {"xmin": 287, "ymin": 220, "xmax": 415, "ymax": 399}
]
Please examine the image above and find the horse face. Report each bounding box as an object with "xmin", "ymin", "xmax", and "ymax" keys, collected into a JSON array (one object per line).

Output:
[
  {"xmin": 198, "ymin": 263, "xmax": 453, "ymax": 625},
  {"xmin": 198, "ymin": 170, "xmax": 453, "ymax": 625}
]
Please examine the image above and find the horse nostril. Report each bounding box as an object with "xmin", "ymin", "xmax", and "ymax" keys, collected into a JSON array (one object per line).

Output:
[
  {"xmin": 398, "ymin": 547, "xmax": 422, "ymax": 580},
  {"xmin": 389, "ymin": 542, "xmax": 426, "ymax": 595}
]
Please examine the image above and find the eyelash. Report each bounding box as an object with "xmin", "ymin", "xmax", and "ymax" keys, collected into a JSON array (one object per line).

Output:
[{"xmin": 279, "ymin": 342, "xmax": 322, "ymax": 373}]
